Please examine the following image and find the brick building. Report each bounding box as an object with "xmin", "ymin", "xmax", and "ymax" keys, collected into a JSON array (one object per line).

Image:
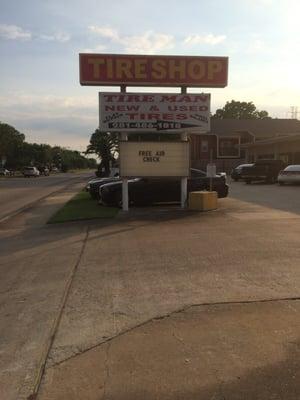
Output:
[{"xmin": 190, "ymin": 119, "xmax": 300, "ymax": 172}]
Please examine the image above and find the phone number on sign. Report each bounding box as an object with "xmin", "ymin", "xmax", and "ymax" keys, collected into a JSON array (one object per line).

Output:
[
  {"xmin": 107, "ymin": 121, "xmax": 182, "ymax": 129},
  {"xmin": 108, "ymin": 121, "xmax": 155, "ymax": 129}
]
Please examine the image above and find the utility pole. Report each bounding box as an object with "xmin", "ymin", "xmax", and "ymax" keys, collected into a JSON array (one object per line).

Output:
[{"xmin": 289, "ymin": 106, "xmax": 299, "ymax": 119}]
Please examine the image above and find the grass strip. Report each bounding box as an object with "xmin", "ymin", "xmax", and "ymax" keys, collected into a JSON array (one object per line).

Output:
[{"xmin": 48, "ymin": 190, "xmax": 119, "ymax": 223}]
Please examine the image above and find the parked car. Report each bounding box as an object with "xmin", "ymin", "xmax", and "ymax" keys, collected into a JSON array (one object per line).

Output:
[
  {"xmin": 86, "ymin": 176, "xmax": 121, "ymax": 199},
  {"xmin": 231, "ymin": 164, "xmax": 254, "ymax": 181},
  {"xmin": 242, "ymin": 159, "xmax": 286, "ymax": 184},
  {"xmin": 278, "ymin": 165, "xmax": 300, "ymax": 185},
  {"xmin": 99, "ymin": 168, "xmax": 229, "ymax": 207},
  {"xmin": 0, "ymin": 168, "xmax": 10, "ymax": 176},
  {"xmin": 39, "ymin": 166, "xmax": 50, "ymax": 176},
  {"xmin": 23, "ymin": 166, "xmax": 40, "ymax": 177},
  {"xmin": 95, "ymin": 166, "xmax": 119, "ymax": 178}
]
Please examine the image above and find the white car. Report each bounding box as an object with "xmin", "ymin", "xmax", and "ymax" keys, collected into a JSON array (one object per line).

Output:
[
  {"xmin": 23, "ymin": 166, "xmax": 40, "ymax": 177},
  {"xmin": 278, "ymin": 165, "xmax": 300, "ymax": 185},
  {"xmin": 0, "ymin": 168, "xmax": 10, "ymax": 176}
]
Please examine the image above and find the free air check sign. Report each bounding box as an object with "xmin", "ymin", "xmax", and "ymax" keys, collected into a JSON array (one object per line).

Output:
[{"xmin": 99, "ymin": 92, "xmax": 211, "ymax": 133}]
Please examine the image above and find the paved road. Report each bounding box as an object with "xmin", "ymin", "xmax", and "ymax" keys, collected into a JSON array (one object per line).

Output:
[
  {"xmin": 0, "ymin": 180, "xmax": 300, "ymax": 399},
  {"xmin": 0, "ymin": 172, "xmax": 93, "ymax": 221}
]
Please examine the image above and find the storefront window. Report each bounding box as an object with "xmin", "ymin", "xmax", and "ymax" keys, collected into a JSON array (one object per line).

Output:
[
  {"xmin": 201, "ymin": 140, "xmax": 209, "ymax": 153},
  {"xmin": 218, "ymin": 137, "xmax": 240, "ymax": 158}
]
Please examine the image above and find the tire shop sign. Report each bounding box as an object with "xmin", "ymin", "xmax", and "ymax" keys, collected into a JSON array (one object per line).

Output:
[
  {"xmin": 99, "ymin": 92, "xmax": 211, "ymax": 133},
  {"xmin": 80, "ymin": 54, "xmax": 228, "ymax": 88}
]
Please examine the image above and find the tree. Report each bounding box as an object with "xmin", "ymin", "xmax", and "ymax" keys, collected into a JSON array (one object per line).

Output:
[
  {"xmin": 212, "ymin": 100, "xmax": 270, "ymax": 119},
  {"xmin": 86, "ymin": 129, "xmax": 118, "ymax": 175},
  {"xmin": 0, "ymin": 122, "xmax": 25, "ymax": 167},
  {"xmin": 0, "ymin": 121, "xmax": 95, "ymax": 171}
]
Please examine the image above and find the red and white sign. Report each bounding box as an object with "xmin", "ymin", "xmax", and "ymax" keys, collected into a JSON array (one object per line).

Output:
[
  {"xmin": 99, "ymin": 92, "xmax": 210, "ymax": 133},
  {"xmin": 80, "ymin": 54, "xmax": 228, "ymax": 88}
]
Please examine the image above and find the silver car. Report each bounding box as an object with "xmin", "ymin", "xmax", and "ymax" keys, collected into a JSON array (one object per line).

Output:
[
  {"xmin": 278, "ymin": 165, "xmax": 300, "ymax": 185},
  {"xmin": 23, "ymin": 166, "xmax": 40, "ymax": 177}
]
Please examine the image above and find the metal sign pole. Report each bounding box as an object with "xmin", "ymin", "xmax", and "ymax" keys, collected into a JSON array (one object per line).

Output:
[
  {"xmin": 180, "ymin": 131, "xmax": 188, "ymax": 208},
  {"xmin": 180, "ymin": 87, "xmax": 188, "ymax": 209},
  {"xmin": 120, "ymin": 85, "xmax": 129, "ymax": 212},
  {"xmin": 209, "ymin": 149, "xmax": 213, "ymax": 192},
  {"xmin": 121, "ymin": 132, "xmax": 129, "ymax": 211}
]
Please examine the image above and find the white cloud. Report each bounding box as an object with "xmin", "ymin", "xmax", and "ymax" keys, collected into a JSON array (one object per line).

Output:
[
  {"xmin": 88, "ymin": 25, "xmax": 119, "ymax": 41},
  {"xmin": 0, "ymin": 24, "xmax": 71, "ymax": 43},
  {"xmin": 0, "ymin": 93, "xmax": 98, "ymax": 149},
  {"xmin": 0, "ymin": 93, "xmax": 97, "ymax": 112},
  {"xmin": 0, "ymin": 24, "xmax": 31, "ymax": 40},
  {"xmin": 245, "ymin": 38, "xmax": 265, "ymax": 54},
  {"xmin": 183, "ymin": 34, "xmax": 226, "ymax": 46},
  {"xmin": 40, "ymin": 32, "xmax": 71, "ymax": 43},
  {"xmin": 82, "ymin": 44, "xmax": 107, "ymax": 53},
  {"xmin": 121, "ymin": 31, "xmax": 174, "ymax": 54},
  {"xmin": 88, "ymin": 25, "xmax": 174, "ymax": 54}
]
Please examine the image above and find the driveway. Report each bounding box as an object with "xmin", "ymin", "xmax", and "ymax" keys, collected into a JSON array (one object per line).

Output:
[{"xmin": 1, "ymin": 181, "xmax": 300, "ymax": 399}]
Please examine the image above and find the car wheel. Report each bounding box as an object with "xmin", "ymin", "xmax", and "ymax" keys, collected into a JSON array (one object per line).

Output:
[
  {"xmin": 279, "ymin": 182, "xmax": 284, "ymax": 186},
  {"xmin": 246, "ymin": 179, "xmax": 252, "ymax": 184},
  {"xmin": 112, "ymin": 192, "xmax": 122, "ymax": 208}
]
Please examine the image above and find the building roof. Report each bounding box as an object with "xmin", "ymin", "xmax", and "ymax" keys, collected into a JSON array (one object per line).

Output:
[
  {"xmin": 210, "ymin": 119, "xmax": 300, "ymax": 138},
  {"xmin": 240, "ymin": 134, "xmax": 300, "ymax": 148}
]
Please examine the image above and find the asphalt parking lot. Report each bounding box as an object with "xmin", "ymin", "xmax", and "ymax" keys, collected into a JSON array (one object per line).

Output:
[
  {"xmin": 1, "ymin": 180, "xmax": 300, "ymax": 399},
  {"xmin": 229, "ymin": 179, "xmax": 300, "ymax": 215}
]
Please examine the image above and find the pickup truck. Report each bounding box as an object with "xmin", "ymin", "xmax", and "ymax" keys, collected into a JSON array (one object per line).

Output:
[{"xmin": 242, "ymin": 159, "xmax": 286, "ymax": 184}]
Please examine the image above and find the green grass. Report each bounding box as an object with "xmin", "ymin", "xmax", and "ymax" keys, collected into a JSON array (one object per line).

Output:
[{"xmin": 48, "ymin": 190, "xmax": 119, "ymax": 223}]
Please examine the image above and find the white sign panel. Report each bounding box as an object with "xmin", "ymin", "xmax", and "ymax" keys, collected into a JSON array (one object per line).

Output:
[
  {"xmin": 120, "ymin": 141, "xmax": 190, "ymax": 177},
  {"xmin": 206, "ymin": 163, "xmax": 217, "ymax": 177},
  {"xmin": 99, "ymin": 92, "xmax": 210, "ymax": 133}
]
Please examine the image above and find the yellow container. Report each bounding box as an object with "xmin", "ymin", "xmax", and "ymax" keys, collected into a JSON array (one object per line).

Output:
[{"xmin": 188, "ymin": 191, "xmax": 218, "ymax": 211}]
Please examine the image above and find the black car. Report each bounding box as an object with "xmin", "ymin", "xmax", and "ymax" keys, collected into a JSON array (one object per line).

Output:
[
  {"xmin": 99, "ymin": 168, "xmax": 229, "ymax": 207},
  {"xmin": 230, "ymin": 164, "xmax": 254, "ymax": 181},
  {"xmin": 242, "ymin": 159, "xmax": 286, "ymax": 184},
  {"xmin": 86, "ymin": 176, "xmax": 121, "ymax": 199}
]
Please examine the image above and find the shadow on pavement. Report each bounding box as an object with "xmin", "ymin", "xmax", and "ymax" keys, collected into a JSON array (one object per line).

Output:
[{"xmin": 0, "ymin": 196, "xmax": 216, "ymax": 258}]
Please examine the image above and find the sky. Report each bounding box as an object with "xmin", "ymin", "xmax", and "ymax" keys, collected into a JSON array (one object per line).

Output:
[{"xmin": 0, "ymin": 0, "xmax": 299, "ymax": 151}]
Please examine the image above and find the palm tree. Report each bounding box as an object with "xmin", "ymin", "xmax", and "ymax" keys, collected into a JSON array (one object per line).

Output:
[{"xmin": 86, "ymin": 129, "xmax": 118, "ymax": 176}]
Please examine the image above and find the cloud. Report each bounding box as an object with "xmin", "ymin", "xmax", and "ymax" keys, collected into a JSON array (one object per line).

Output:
[
  {"xmin": 183, "ymin": 34, "xmax": 226, "ymax": 46},
  {"xmin": 121, "ymin": 31, "xmax": 174, "ymax": 54},
  {"xmin": 0, "ymin": 24, "xmax": 32, "ymax": 40},
  {"xmin": 88, "ymin": 26, "xmax": 119, "ymax": 41},
  {"xmin": 245, "ymin": 39, "xmax": 265, "ymax": 54},
  {"xmin": 39, "ymin": 32, "xmax": 71, "ymax": 43},
  {"xmin": 88, "ymin": 25, "xmax": 174, "ymax": 54},
  {"xmin": 82, "ymin": 44, "xmax": 107, "ymax": 53},
  {"xmin": 0, "ymin": 94, "xmax": 98, "ymax": 149},
  {"xmin": 0, "ymin": 24, "xmax": 71, "ymax": 43}
]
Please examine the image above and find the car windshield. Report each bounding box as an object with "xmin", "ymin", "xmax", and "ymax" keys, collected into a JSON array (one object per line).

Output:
[
  {"xmin": 190, "ymin": 168, "xmax": 206, "ymax": 177},
  {"xmin": 284, "ymin": 165, "xmax": 300, "ymax": 172}
]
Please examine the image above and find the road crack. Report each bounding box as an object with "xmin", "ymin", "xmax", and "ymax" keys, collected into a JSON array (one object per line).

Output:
[
  {"xmin": 102, "ymin": 342, "xmax": 111, "ymax": 400},
  {"xmin": 48, "ymin": 295, "xmax": 300, "ymax": 370},
  {"xmin": 25, "ymin": 226, "xmax": 90, "ymax": 400}
]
